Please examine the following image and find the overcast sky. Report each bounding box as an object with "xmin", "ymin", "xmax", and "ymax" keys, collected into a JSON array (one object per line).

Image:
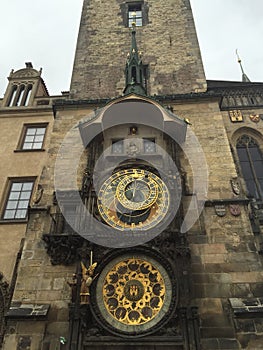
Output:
[{"xmin": 0, "ymin": 0, "xmax": 263, "ymax": 96}]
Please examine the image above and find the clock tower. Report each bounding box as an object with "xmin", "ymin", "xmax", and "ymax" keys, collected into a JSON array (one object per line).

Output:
[{"xmin": 56, "ymin": 0, "xmax": 200, "ymax": 346}]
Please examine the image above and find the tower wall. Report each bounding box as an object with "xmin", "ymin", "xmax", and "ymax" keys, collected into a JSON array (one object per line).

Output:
[{"xmin": 70, "ymin": 0, "xmax": 207, "ymax": 99}]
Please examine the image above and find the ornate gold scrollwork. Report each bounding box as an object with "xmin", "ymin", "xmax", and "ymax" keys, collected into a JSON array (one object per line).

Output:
[{"xmin": 103, "ymin": 258, "xmax": 165, "ymax": 325}]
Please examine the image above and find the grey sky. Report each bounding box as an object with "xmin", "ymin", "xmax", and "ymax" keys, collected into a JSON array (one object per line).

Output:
[{"xmin": 0, "ymin": 0, "xmax": 263, "ymax": 96}]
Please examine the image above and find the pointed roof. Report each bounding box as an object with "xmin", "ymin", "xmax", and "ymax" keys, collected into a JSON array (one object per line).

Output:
[
  {"xmin": 128, "ymin": 24, "xmax": 140, "ymax": 65},
  {"xmin": 236, "ymin": 50, "xmax": 251, "ymax": 83},
  {"xmin": 123, "ymin": 23, "xmax": 146, "ymax": 95}
]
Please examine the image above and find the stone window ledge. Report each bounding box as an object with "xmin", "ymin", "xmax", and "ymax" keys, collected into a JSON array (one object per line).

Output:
[{"xmin": 229, "ymin": 298, "xmax": 263, "ymax": 317}]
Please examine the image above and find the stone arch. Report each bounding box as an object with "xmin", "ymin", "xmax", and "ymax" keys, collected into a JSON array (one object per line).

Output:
[
  {"xmin": 231, "ymin": 127, "xmax": 263, "ymax": 200},
  {"xmin": 231, "ymin": 126, "xmax": 263, "ymax": 149}
]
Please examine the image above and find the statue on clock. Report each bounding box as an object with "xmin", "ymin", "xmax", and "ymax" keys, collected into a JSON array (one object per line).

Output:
[{"xmin": 80, "ymin": 252, "xmax": 98, "ymax": 304}]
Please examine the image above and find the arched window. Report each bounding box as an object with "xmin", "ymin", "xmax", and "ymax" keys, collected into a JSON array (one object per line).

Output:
[
  {"xmin": 236, "ymin": 135, "xmax": 263, "ymax": 200},
  {"xmin": 14, "ymin": 84, "xmax": 25, "ymax": 106},
  {"xmin": 7, "ymin": 85, "xmax": 18, "ymax": 106},
  {"xmin": 23, "ymin": 84, "xmax": 33, "ymax": 106},
  {"xmin": 6, "ymin": 83, "xmax": 33, "ymax": 107}
]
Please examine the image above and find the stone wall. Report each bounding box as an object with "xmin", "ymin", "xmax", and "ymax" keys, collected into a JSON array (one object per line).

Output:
[{"xmin": 70, "ymin": 0, "xmax": 207, "ymax": 99}]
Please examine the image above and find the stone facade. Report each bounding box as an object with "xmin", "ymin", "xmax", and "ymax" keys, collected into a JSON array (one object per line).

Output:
[
  {"xmin": 0, "ymin": 1, "xmax": 263, "ymax": 350},
  {"xmin": 70, "ymin": 0, "xmax": 207, "ymax": 99}
]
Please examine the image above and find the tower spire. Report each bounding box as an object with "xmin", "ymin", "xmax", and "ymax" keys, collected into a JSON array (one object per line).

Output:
[
  {"xmin": 236, "ymin": 50, "xmax": 251, "ymax": 83},
  {"xmin": 123, "ymin": 18, "xmax": 146, "ymax": 95}
]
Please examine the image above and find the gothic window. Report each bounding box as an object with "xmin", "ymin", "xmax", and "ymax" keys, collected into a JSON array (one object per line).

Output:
[
  {"xmin": 21, "ymin": 125, "xmax": 47, "ymax": 150},
  {"xmin": 7, "ymin": 85, "xmax": 18, "ymax": 106},
  {"xmin": 128, "ymin": 4, "xmax": 142, "ymax": 27},
  {"xmin": 3, "ymin": 180, "xmax": 34, "ymax": 220},
  {"xmin": 143, "ymin": 138, "xmax": 156, "ymax": 153},
  {"xmin": 236, "ymin": 135, "xmax": 263, "ymax": 200},
  {"xmin": 23, "ymin": 84, "xmax": 33, "ymax": 106},
  {"xmin": 112, "ymin": 139, "xmax": 124, "ymax": 154},
  {"xmin": 16, "ymin": 85, "xmax": 25, "ymax": 106},
  {"xmin": 7, "ymin": 83, "xmax": 33, "ymax": 107}
]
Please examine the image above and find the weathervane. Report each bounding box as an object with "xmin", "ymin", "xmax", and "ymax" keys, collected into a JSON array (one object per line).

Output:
[{"xmin": 236, "ymin": 49, "xmax": 250, "ymax": 83}]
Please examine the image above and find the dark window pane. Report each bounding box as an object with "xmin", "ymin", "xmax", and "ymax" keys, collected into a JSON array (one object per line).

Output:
[
  {"xmin": 254, "ymin": 161, "xmax": 263, "ymax": 178},
  {"xmin": 246, "ymin": 180, "xmax": 259, "ymax": 198},
  {"xmin": 239, "ymin": 161, "xmax": 254, "ymax": 180},
  {"xmin": 236, "ymin": 135, "xmax": 263, "ymax": 200},
  {"xmin": 237, "ymin": 147, "xmax": 248, "ymax": 161},
  {"xmin": 249, "ymin": 146, "xmax": 263, "ymax": 161}
]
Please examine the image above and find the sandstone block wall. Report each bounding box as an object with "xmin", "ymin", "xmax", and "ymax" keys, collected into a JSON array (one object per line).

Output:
[{"xmin": 70, "ymin": 0, "xmax": 207, "ymax": 99}]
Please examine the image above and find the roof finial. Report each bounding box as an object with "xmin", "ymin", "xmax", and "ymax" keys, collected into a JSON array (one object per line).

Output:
[
  {"xmin": 123, "ymin": 16, "xmax": 146, "ymax": 95},
  {"xmin": 236, "ymin": 49, "xmax": 251, "ymax": 82}
]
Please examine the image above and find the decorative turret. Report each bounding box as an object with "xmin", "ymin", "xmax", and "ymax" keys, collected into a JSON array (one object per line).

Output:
[
  {"xmin": 123, "ymin": 18, "xmax": 146, "ymax": 95},
  {"xmin": 236, "ymin": 50, "xmax": 251, "ymax": 83}
]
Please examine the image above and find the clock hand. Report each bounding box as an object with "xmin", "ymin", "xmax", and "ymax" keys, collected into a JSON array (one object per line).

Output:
[{"xmin": 132, "ymin": 180, "xmax": 136, "ymax": 200}]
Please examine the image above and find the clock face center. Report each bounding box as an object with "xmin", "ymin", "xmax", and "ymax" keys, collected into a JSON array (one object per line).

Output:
[
  {"xmin": 116, "ymin": 173, "xmax": 158, "ymax": 211},
  {"xmin": 124, "ymin": 180, "xmax": 150, "ymax": 203},
  {"xmin": 97, "ymin": 168, "xmax": 170, "ymax": 231},
  {"xmin": 124, "ymin": 279, "xmax": 145, "ymax": 301}
]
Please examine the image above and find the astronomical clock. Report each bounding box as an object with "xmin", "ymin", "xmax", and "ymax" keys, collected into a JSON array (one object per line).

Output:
[
  {"xmin": 97, "ymin": 168, "xmax": 170, "ymax": 231},
  {"xmin": 60, "ymin": 95, "xmax": 199, "ymax": 350}
]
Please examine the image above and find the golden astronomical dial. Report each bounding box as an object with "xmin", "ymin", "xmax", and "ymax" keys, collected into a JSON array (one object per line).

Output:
[
  {"xmin": 94, "ymin": 254, "xmax": 173, "ymax": 335},
  {"xmin": 97, "ymin": 168, "xmax": 169, "ymax": 230}
]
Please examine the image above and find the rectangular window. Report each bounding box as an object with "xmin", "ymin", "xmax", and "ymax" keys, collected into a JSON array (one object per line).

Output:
[
  {"xmin": 128, "ymin": 4, "xmax": 142, "ymax": 27},
  {"xmin": 143, "ymin": 138, "xmax": 156, "ymax": 153},
  {"xmin": 3, "ymin": 181, "xmax": 34, "ymax": 220},
  {"xmin": 22, "ymin": 125, "xmax": 47, "ymax": 150},
  {"xmin": 112, "ymin": 139, "xmax": 124, "ymax": 154}
]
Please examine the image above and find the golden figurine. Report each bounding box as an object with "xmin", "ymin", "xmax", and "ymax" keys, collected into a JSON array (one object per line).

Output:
[{"xmin": 80, "ymin": 257, "xmax": 97, "ymax": 305}]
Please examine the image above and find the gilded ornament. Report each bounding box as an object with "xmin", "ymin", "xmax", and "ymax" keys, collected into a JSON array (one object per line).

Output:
[
  {"xmin": 249, "ymin": 114, "xmax": 260, "ymax": 123},
  {"xmin": 102, "ymin": 258, "xmax": 165, "ymax": 325},
  {"xmin": 229, "ymin": 110, "xmax": 243, "ymax": 122},
  {"xmin": 97, "ymin": 168, "xmax": 170, "ymax": 231}
]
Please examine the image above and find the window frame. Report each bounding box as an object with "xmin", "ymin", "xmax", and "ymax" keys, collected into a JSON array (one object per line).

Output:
[
  {"xmin": 1, "ymin": 178, "xmax": 35, "ymax": 221},
  {"xmin": 121, "ymin": 1, "xmax": 148, "ymax": 28},
  {"xmin": 111, "ymin": 139, "xmax": 124, "ymax": 154},
  {"xmin": 143, "ymin": 138, "xmax": 156, "ymax": 154},
  {"xmin": 128, "ymin": 4, "xmax": 143, "ymax": 27},
  {"xmin": 236, "ymin": 134, "xmax": 263, "ymax": 200},
  {"xmin": 6, "ymin": 83, "xmax": 33, "ymax": 107},
  {"xmin": 16, "ymin": 123, "xmax": 48, "ymax": 152}
]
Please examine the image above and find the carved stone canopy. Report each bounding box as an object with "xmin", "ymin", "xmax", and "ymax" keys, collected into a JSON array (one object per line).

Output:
[{"xmin": 78, "ymin": 95, "xmax": 187, "ymax": 148}]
